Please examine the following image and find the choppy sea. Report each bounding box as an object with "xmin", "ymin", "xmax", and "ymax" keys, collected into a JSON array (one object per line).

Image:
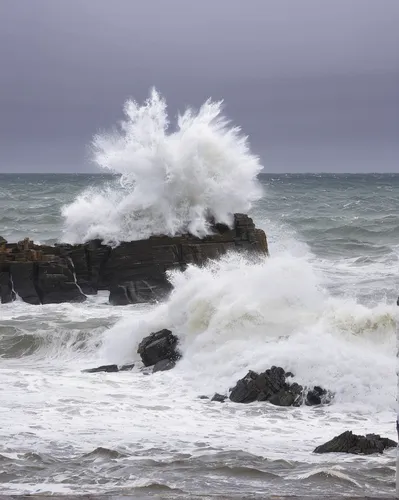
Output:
[{"xmin": 0, "ymin": 172, "xmax": 397, "ymax": 497}]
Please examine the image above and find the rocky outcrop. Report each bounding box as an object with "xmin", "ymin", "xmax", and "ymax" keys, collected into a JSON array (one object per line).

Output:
[
  {"xmin": 229, "ymin": 367, "xmax": 333, "ymax": 407},
  {"xmin": 0, "ymin": 214, "xmax": 268, "ymax": 305},
  {"xmin": 137, "ymin": 329, "xmax": 181, "ymax": 371},
  {"xmin": 314, "ymin": 431, "xmax": 397, "ymax": 455},
  {"xmin": 0, "ymin": 237, "xmax": 86, "ymax": 304}
]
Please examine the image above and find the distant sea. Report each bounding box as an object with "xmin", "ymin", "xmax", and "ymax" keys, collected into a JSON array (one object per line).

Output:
[{"xmin": 0, "ymin": 173, "xmax": 397, "ymax": 497}]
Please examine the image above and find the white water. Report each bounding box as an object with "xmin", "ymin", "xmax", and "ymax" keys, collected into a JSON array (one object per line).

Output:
[
  {"xmin": 62, "ymin": 89, "xmax": 263, "ymax": 245},
  {"xmin": 1, "ymin": 91, "xmax": 397, "ymax": 494},
  {"xmin": 100, "ymin": 250, "xmax": 396, "ymax": 411},
  {"xmin": 0, "ymin": 220, "xmax": 396, "ymax": 495}
]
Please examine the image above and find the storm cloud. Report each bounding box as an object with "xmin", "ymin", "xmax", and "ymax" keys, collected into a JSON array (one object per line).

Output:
[{"xmin": 0, "ymin": 0, "xmax": 398, "ymax": 172}]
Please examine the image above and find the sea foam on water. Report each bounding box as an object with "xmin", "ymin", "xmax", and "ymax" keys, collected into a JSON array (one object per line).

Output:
[{"xmin": 62, "ymin": 88, "xmax": 263, "ymax": 244}]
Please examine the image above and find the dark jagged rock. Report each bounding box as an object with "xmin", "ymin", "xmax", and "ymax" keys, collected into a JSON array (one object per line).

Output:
[
  {"xmin": 314, "ymin": 431, "xmax": 397, "ymax": 455},
  {"xmin": 82, "ymin": 364, "xmax": 119, "ymax": 373},
  {"xmin": 152, "ymin": 359, "xmax": 176, "ymax": 373},
  {"xmin": 137, "ymin": 329, "xmax": 180, "ymax": 367},
  {"xmin": 0, "ymin": 269, "xmax": 16, "ymax": 304},
  {"xmin": 229, "ymin": 366, "xmax": 332, "ymax": 407},
  {"xmin": 306, "ymin": 385, "xmax": 333, "ymax": 406},
  {"xmin": 211, "ymin": 393, "xmax": 228, "ymax": 403},
  {"xmin": 0, "ymin": 214, "xmax": 267, "ymax": 305},
  {"xmin": 119, "ymin": 363, "xmax": 135, "ymax": 372}
]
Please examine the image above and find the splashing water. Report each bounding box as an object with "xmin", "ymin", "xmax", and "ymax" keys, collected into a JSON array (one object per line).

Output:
[
  {"xmin": 100, "ymin": 251, "xmax": 396, "ymax": 411},
  {"xmin": 61, "ymin": 89, "xmax": 263, "ymax": 244}
]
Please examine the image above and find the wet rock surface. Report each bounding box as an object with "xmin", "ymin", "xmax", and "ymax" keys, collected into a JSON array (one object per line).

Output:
[
  {"xmin": 211, "ymin": 393, "xmax": 228, "ymax": 403},
  {"xmin": 152, "ymin": 359, "xmax": 176, "ymax": 373},
  {"xmin": 314, "ymin": 430, "xmax": 397, "ymax": 454},
  {"xmin": 82, "ymin": 363, "xmax": 135, "ymax": 374},
  {"xmin": 82, "ymin": 364, "xmax": 119, "ymax": 374},
  {"xmin": 229, "ymin": 366, "xmax": 332, "ymax": 407},
  {"xmin": 0, "ymin": 214, "xmax": 268, "ymax": 305},
  {"xmin": 138, "ymin": 329, "xmax": 181, "ymax": 368}
]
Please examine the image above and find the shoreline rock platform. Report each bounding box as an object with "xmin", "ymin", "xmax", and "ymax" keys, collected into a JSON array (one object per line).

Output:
[{"xmin": 0, "ymin": 213, "xmax": 268, "ymax": 305}]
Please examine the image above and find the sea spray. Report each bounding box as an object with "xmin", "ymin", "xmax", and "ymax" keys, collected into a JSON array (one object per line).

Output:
[
  {"xmin": 100, "ymin": 251, "xmax": 396, "ymax": 410},
  {"xmin": 62, "ymin": 89, "xmax": 263, "ymax": 244}
]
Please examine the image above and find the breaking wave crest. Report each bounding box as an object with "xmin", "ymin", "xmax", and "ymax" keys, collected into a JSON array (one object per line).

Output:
[
  {"xmin": 100, "ymin": 250, "xmax": 396, "ymax": 410},
  {"xmin": 61, "ymin": 89, "xmax": 263, "ymax": 244}
]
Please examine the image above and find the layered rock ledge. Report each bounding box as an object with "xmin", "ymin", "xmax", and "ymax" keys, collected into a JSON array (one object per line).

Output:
[{"xmin": 0, "ymin": 214, "xmax": 268, "ymax": 305}]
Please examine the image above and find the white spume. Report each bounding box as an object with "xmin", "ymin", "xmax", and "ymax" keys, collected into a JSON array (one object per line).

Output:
[{"xmin": 61, "ymin": 89, "xmax": 263, "ymax": 245}]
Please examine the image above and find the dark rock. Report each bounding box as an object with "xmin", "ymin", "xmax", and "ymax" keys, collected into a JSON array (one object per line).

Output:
[
  {"xmin": 82, "ymin": 364, "xmax": 119, "ymax": 373},
  {"xmin": 109, "ymin": 285, "xmax": 132, "ymax": 306},
  {"xmin": 36, "ymin": 261, "xmax": 86, "ymax": 304},
  {"xmin": 198, "ymin": 395, "xmax": 209, "ymax": 400},
  {"xmin": 9, "ymin": 262, "xmax": 41, "ymax": 305},
  {"xmin": 119, "ymin": 363, "xmax": 135, "ymax": 371},
  {"xmin": 230, "ymin": 366, "xmax": 289, "ymax": 404},
  {"xmin": 211, "ymin": 393, "xmax": 227, "ymax": 403},
  {"xmin": 0, "ymin": 269, "xmax": 16, "ymax": 304},
  {"xmin": 137, "ymin": 329, "xmax": 180, "ymax": 367},
  {"xmin": 268, "ymin": 383, "xmax": 302, "ymax": 407},
  {"xmin": 305, "ymin": 386, "xmax": 333, "ymax": 406},
  {"xmin": 152, "ymin": 359, "xmax": 176, "ymax": 373},
  {"xmin": 229, "ymin": 366, "xmax": 331, "ymax": 408},
  {"xmin": 229, "ymin": 370, "xmax": 261, "ymax": 403},
  {"xmin": 314, "ymin": 430, "xmax": 397, "ymax": 455},
  {"xmin": 1, "ymin": 214, "xmax": 268, "ymax": 305}
]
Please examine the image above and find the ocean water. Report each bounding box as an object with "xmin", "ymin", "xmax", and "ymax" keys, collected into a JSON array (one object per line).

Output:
[
  {"xmin": 0, "ymin": 94, "xmax": 397, "ymax": 497},
  {"xmin": 0, "ymin": 172, "xmax": 397, "ymax": 497}
]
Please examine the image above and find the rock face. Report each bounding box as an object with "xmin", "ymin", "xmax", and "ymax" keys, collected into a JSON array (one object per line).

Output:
[
  {"xmin": 229, "ymin": 367, "xmax": 332, "ymax": 407},
  {"xmin": 0, "ymin": 214, "xmax": 268, "ymax": 305},
  {"xmin": 137, "ymin": 329, "xmax": 181, "ymax": 369},
  {"xmin": 314, "ymin": 431, "xmax": 397, "ymax": 455},
  {"xmin": 0, "ymin": 237, "xmax": 86, "ymax": 305},
  {"xmin": 108, "ymin": 285, "xmax": 133, "ymax": 306}
]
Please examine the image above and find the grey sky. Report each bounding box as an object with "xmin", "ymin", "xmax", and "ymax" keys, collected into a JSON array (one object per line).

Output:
[{"xmin": 0, "ymin": 0, "xmax": 398, "ymax": 172}]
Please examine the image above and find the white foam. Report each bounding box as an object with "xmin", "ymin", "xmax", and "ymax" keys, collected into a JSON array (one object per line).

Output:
[
  {"xmin": 61, "ymin": 89, "xmax": 263, "ymax": 244},
  {"xmin": 100, "ymin": 250, "xmax": 396, "ymax": 411}
]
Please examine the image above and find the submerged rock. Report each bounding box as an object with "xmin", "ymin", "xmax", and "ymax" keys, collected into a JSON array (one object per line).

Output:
[
  {"xmin": 138, "ymin": 329, "xmax": 180, "ymax": 367},
  {"xmin": 153, "ymin": 359, "xmax": 176, "ymax": 373},
  {"xmin": 119, "ymin": 363, "xmax": 135, "ymax": 371},
  {"xmin": 82, "ymin": 363, "xmax": 135, "ymax": 373},
  {"xmin": 211, "ymin": 393, "xmax": 228, "ymax": 403},
  {"xmin": 82, "ymin": 364, "xmax": 119, "ymax": 373},
  {"xmin": 314, "ymin": 431, "xmax": 397, "ymax": 455},
  {"xmin": 229, "ymin": 366, "xmax": 332, "ymax": 407}
]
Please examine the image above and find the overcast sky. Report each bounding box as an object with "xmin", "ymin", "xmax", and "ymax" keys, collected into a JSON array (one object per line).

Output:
[{"xmin": 0, "ymin": 0, "xmax": 398, "ymax": 173}]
